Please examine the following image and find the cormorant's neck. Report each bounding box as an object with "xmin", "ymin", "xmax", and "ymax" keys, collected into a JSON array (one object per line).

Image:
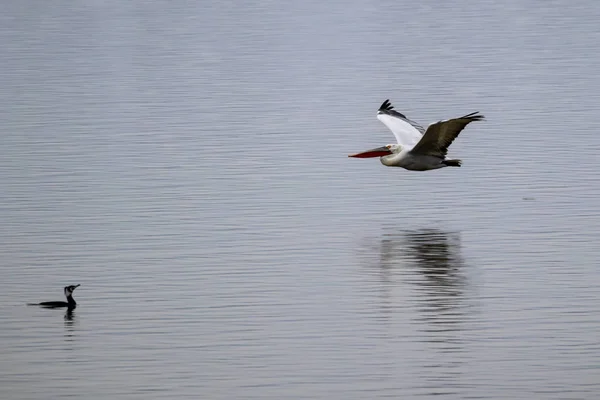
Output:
[{"xmin": 67, "ymin": 295, "xmax": 76, "ymax": 308}]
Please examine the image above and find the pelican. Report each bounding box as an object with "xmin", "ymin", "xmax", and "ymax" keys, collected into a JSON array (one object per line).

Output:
[{"xmin": 349, "ymin": 100, "xmax": 484, "ymax": 171}]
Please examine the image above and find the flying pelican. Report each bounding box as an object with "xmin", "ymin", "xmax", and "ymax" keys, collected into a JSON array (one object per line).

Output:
[{"xmin": 349, "ymin": 100, "xmax": 484, "ymax": 171}]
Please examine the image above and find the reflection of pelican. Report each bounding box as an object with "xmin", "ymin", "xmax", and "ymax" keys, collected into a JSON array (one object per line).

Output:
[
  {"xmin": 379, "ymin": 229, "xmax": 467, "ymax": 310},
  {"xmin": 359, "ymin": 228, "xmax": 469, "ymax": 315},
  {"xmin": 401, "ymin": 229, "xmax": 465, "ymax": 292},
  {"xmin": 359, "ymin": 229, "xmax": 474, "ymax": 395}
]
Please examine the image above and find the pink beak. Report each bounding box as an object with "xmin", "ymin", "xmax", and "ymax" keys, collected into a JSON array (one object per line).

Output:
[{"xmin": 348, "ymin": 146, "xmax": 392, "ymax": 158}]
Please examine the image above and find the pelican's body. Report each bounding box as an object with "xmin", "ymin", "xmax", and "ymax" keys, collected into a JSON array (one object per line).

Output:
[
  {"xmin": 380, "ymin": 150, "xmax": 455, "ymax": 171},
  {"xmin": 349, "ymin": 100, "xmax": 484, "ymax": 171}
]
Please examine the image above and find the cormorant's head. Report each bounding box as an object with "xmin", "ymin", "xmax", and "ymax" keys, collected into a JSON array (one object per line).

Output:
[{"xmin": 64, "ymin": 284, "xmax": 80, "ymax": 297}]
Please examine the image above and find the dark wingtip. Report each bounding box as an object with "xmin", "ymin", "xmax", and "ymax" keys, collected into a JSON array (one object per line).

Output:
[
  {"xmin": 379, "ymin": 99, "xmax": 393, "ymax": 112},
  {"xmin": 443, "ymin": 159, "xmax": 462, "ymax": 167},
  {"xmin": 462, "ymin": 111, "xmax": 485, "ymax": 121}
]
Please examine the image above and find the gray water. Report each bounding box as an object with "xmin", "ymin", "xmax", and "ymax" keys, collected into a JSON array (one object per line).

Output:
[{"xmin": 2, "ymin": 1, "xmax": 600, "ymax": 399}]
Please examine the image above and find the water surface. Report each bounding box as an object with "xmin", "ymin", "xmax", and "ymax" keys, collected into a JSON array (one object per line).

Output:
[{"xmin": 1, "ymin": 1, "xmax": 600, "ymax": 399}]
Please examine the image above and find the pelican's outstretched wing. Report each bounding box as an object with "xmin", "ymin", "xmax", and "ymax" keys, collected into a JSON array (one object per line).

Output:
[
  {"xmin": 410, "ymin": 112, "xmax": 484, "ymax": 158},
  {"xmin": 376, "ymin": 99, "xmax": 425, "ymax": 146}
]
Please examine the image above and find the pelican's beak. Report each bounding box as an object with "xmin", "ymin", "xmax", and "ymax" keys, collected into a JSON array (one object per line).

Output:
[
  {"xmin": 73, "ymin": 284, "xmax": 80, "ymax": 289},
  {"xmin": 348, "ymin": 146, "xmax": 392, "ymax": 158}
]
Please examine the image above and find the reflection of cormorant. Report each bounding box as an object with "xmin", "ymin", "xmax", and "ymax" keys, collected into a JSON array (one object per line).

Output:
[
  {"xmin": 64, "ymin": 309, "xmax": 77, "ymax": 337},
  {"xmin": 64, "ymin": 309, "xmax": 75, "ymax": 322}
]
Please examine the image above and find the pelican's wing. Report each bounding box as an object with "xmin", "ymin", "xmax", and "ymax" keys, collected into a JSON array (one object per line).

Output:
[
  {"xmin": 410, "ymin": 112, "xmax": 484, "ymax": 158},
  {"xmin": 376, "ymin": 99, "xmax": 425, "ymax": 146}
]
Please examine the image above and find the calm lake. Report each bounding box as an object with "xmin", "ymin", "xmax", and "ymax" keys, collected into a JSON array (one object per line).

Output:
[{"xmin": 1, "ymin": 1, "xmax": 600, "ymax": 399}]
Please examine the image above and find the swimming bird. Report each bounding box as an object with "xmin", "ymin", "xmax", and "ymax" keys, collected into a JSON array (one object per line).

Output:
[
  {"xmin": 349, "ymin": 99, "xmax": 484, "ymax": 171},
  {"xmin": 29, "ymin": 285, "xmax": 80, "ymax": 310}
]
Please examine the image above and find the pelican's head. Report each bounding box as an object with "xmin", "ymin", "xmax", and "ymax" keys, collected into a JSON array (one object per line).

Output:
[
  {"xmin": 348, "ymin": 144, "xmax": 401, "ymax": 159},
  {"xmin": 64, "ymin": 284, "xmax": 80, "ymax": 297}
]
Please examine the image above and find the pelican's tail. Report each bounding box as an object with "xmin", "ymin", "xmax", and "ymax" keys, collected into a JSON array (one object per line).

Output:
[{"xmin": 442, "ymin": 159, "xmax": 462, "ymax": 167}]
